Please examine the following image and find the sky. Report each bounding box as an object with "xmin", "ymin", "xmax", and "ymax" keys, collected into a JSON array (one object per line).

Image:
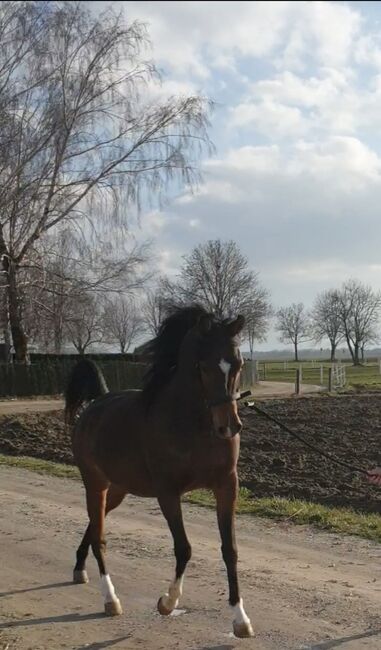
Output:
[{"xmin": 93, "ymin": 1, "xmax": 381, "ymax": 350}]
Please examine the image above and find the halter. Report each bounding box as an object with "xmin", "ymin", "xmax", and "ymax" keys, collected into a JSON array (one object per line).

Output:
[{"xmin": 206, "ymin": 392, "xmax": 241, "ymax": 408}]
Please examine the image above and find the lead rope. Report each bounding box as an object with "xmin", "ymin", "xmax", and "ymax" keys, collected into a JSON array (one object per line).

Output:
[{"xmin": 238, "ymin": 391, "xmax": 368, "ymax": 476}]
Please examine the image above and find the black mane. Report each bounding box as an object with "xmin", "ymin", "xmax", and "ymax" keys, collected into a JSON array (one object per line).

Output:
[{"xmin": 142, "ymin": 304, "xmax": 216, "ymax": 406}]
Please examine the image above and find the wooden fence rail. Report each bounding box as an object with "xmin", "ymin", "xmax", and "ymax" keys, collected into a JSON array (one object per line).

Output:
[
  {"xmin": 0, "ymin": 360, "xmax": 148, "ymax": 398},
  {"xmin": 0, "ymin": 357, "xmax": 256, "ymax": 398}
]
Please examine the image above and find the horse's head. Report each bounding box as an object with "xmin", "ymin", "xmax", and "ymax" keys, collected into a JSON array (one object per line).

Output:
[{"xmin": 196, "ymin": 314, "xmax": 245, "ymax": 439}]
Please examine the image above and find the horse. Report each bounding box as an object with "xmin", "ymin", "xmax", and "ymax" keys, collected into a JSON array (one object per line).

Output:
[{"xmin": 65, "ymin": 305, "xmax": 253, "ymax": 638}]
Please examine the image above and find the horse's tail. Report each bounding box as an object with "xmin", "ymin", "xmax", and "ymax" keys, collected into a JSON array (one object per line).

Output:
[{"xmin": 65, "ymin": 359, "xmax": 108, "ymax": 425}]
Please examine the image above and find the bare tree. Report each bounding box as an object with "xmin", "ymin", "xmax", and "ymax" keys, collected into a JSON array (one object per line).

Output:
[
  {"xmin": 103, "ymin": 296, "xmax": 143, "ymax": 353},
  {"xmin": 244, "ymin": 291, "xmax": 273, "ymax": 383},
  {"xmin": 21, "ymin": 228, "xmax": 150, "ymax": 352},
  {"xmin": 0, "ymin": 1, "xmax": 211, "ymax": 361},
  {"xmin": 142, "ymin": 287, "xmax": 167, "ymax": 336},
  {"xmin": 65, "ymin": 294, "xmax": 104, "ymax": 355},
  {"xmin": 337, "ymin": 279, "xmax": 381, "ymax": 365},
  {"xmin": 161, "ymin": 240, "xmax": 269, "ymax": 321},
  {"xmin": 276, "ymin": 303, "xmax": 311, "ymax": 362},
  {"xmin": 311, "ymin": 289, "xmax": 344, "ymax": 361}
]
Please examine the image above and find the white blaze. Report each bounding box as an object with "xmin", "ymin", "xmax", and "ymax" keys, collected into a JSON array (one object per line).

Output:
[{"xmin": 219, "ymin": 358, "xmax": 231, "ymax": 390}]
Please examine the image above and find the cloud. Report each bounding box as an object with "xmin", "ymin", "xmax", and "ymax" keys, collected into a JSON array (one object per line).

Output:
[
  {"xmin": 230, "ymin": 100, "xmax": 309, "ymax": 138},
  {"xmin": 91, "ymin": 1, "xmax": 381, "ymax": 347},
  {"xmin": 93, "ymin": 1, "xmax": 360, "ymax": 82},
  {"xmin": 144, "ymin": 137, "xmax": 381, "ymax": 310}
]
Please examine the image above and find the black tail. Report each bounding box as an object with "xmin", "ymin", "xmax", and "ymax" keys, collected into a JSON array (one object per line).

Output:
[{"xmin": 65, "ymin": 359, "xmax": 108, "ymax": 425}]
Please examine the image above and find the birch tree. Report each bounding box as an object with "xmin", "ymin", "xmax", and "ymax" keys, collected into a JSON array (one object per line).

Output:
[{"xmin": 0, "ymin": 1, "xmax": 211, "ymax": 360}]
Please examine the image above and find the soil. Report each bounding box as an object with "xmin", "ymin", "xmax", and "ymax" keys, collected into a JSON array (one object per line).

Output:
[
  {"xmin": 0, "ymin": 467, "xmax": 381, "ymax": 650},
  {"xmin": 0, "ymin": 393, "xmax": 380, "ymax": 512}
]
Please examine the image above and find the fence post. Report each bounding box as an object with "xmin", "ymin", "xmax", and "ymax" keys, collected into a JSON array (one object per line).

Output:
[
  {"xmin": 328, "ymin": 367, "xmax": 333, "ymax": 392},
  {"xmin": 320, "ymin": 365, "xmax": 323, "ymax": 385},
  {"xmin": 295, "ymin": 368, "xmax": 301, "ymax": 395}
]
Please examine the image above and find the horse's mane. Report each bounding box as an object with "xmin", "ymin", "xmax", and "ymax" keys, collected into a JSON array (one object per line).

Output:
[{"xmin": 142, "ymin": 304, "xmax": 216, "ymax": 407}]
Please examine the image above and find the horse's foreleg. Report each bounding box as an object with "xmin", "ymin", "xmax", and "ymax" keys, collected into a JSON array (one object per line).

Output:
[
  {"xmin": 157, "ymin": 494, "xmax": 191, "ymax": 615},
  {"xmin": 214, "ymin": 474, "xmax": 254, "ymax": 638}
]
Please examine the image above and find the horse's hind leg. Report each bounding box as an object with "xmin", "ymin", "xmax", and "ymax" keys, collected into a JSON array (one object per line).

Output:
[
  {"xmin": 214, "ymin": 475, "xmax": 254, "ymax": 638},
  {"xmin": 73, "ymin": 485, "xmax": 126, "ymax": 585},
  {"xmin": 73, "ymin": 524, "xmax": 91, "ymax": 584},
  {"xmin": 84, "ymin": 484, "xmax": 124, "ymax": 616},
  {"xmin": 157, "ymin": 494, "xmax": 192, "ymax": 615}
]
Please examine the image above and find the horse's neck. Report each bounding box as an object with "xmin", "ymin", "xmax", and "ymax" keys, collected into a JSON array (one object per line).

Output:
[{"xmin": 171, "ymin": 365, "xmax": 210, "ymax": 432}]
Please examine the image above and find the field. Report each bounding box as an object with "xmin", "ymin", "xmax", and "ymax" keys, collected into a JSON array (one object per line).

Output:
[
  {"xmin": 254, "ymin": 359, "xmax": 381, "ymax": 388},
  {"xmin": 0, "ymin": 393, "xmax": 380, "ymax": 516}
]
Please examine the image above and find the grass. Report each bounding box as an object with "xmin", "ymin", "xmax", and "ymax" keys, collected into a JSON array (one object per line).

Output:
[
  {"xmin": 254, "ymin": 359, "xmax": 381, "ymax": 389},
  {"xmin": 186, "ymin": 487, "xmax": 381, "ymax": 543},
  {"xmin": 0, "ymin": 453, "xmax": 80, "ymax": 479},
  {"xmin": 1, "ymin": 453, "xmax": 380, "ymax": 543}
]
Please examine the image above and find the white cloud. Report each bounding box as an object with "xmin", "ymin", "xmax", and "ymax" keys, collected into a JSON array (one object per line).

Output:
[
  {"xmin": 93, "ymin": 1, "xmax": 361, "ymax": 81},
  {"xmin": 92, "ymin": 1, "xmax": 381, "ymax": 347},
  {"xmin": 158, "ymin": 138, "xmax": 381, "ymax": 290},
  {"xmin": 230, "ymin": 99, "xmax": 308, "ymax": 138}
]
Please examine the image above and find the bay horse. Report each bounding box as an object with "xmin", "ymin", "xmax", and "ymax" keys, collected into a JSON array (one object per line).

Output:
[{"xmin": 65, "ymin": 305, "xmax": 253, "ymax": 638}]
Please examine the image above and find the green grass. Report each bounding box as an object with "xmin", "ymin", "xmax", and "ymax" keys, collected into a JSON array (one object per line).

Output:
[
  {"xmin": 254, "ymin": 360, "xmax": 381, "ymax": 389},
  {"xmin": 0, "ymin": 453, "xmax": 80, "ymax": 479},
  {"xmin": 1, "ymin": 453, "xmax": 380, "ymax": 543},
  {"xmin": 185, "ymin": 487, "xmax": 381, "ymax": 543}
]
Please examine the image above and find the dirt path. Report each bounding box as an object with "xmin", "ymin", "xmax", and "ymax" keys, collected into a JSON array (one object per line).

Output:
[
  {"xmin": 0, "ymin": 399, "xmax": 64, "ymax": 415},
  {"xmin": 0, "ymin": 467, "xmax": 380, "ymax": 650},
  {"xmin": 0, "ymin": 382, "xmax": 322, "ymax": 416}
]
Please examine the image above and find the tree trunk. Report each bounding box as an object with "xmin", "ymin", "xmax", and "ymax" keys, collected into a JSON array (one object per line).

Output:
[
  {"xmin": 330, "ymin": 341, "xmax": 336, "ymax": 362},
  {"xmin": 353, "ymin": 342, "xmax": 360, "ymax": 365},
  {"xmin": 294, "ymin": 340, "xmax": 298, "ymax": 362},
  {"xmin": 1, "ymin": 288, "xmax": 11, "ymax": 363},
  {"xmin": 54, "ymin": 318, "xmax": 63, "ymax": 354},
  {"xmin": 249, "ymin": 345, "xmax": 257, "ymax": 385},
  {"xmin": 6, "ymin": 262, "xmax": 28, "ymax": 363},
  {"xmin": 345, "ymin": 333, "xmax": 355, "ymax": 364}
]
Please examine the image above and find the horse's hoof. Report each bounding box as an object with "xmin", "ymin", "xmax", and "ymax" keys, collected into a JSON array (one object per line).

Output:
[
  {"xmin": 233, "ymin": 620, "xmax": 255, "ymax": 638},
  {"xmin": 104, "ymin": 599, "xmax": 123, "ymax": 616},
  {"xmin": 157, "ymin": 596, "xmax": 173, "ymax": 616},
  {"xmin": 73, "ymin": 570, "xmax": 89, "ymax": 584}
]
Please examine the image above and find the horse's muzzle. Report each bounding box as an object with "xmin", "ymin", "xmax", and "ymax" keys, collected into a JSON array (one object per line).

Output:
[{"xmin": 216, "ymin": 420, "xmax": 242, "ymax": 439}]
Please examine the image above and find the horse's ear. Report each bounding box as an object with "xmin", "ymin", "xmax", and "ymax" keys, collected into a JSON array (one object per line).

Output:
[
  {"xmin": 197, "ymin": 314, "xmax": 212, "ymax": 335},
  {"xmin": 227, "ymin": 314, "xmax": 245, "ymax": 337}
]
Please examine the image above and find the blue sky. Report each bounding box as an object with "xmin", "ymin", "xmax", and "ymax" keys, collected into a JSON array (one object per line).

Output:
[{"xmin": 94, "ymin": 1, "xmax": 381, "ymax": 350}]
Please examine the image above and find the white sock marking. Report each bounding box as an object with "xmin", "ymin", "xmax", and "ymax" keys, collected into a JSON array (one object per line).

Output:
[
  {"xmin": 232, "ymin": 598, "xmax": 251, "ymax": 625},
  {"xmin": 101, "ymin": 574, "xmax": 118, "ymax": 604},
  {"xmin": 219, "ymin": 358, "xmax": 231, "ymax": 390},
  {"xmin": 161, "ymin": 575, "xmax": 184, "ymax": 610}
]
